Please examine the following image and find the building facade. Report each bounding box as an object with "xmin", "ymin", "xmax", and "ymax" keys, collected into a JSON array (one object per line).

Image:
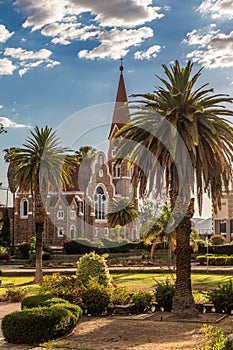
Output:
[
  {"xmin": 13, "ymin": 64, "xmax": 140, "ymax": 246},
  {"xmin": 212, "ymin": 190, "xmax": 233, "ymax": 243}
]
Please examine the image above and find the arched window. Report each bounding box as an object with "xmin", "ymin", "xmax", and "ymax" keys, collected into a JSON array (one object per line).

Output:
[
  {"xmin": 70, "ymin": 225, "xmax": 76, "ymax": 239},
  {"xmin": 20, "ymin": 199, "xmax": 28, "ymax": 218},
  {"xmin": 94, "ymin": 186, "xmax": 106, "ymax": 220}
]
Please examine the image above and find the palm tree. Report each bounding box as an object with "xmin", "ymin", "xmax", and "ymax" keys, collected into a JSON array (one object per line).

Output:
[
  {"xmin": 115, "ymin": 60, "xmax": 233, "ymax": 318},
  {"xmin": 143, "ymin": 204, "xmax": 176, "ymax": 265},
  {"xmin": 5, "ymin": 126, "xmax": 73, "ymax": 283},
  {"xmin": 4, "ymin": 148, "xmax": 18, "ymax": 253},
  {"xmin": 75, "ymin": 146, "xmax": 96, "ymax": 238},
  {"xmin": 107, "ymin": 197, "xmax": 138, "ymax": 229},
  {"xmin": 0, "ymin": 123, "xmax": 6, "ymax": 134}
]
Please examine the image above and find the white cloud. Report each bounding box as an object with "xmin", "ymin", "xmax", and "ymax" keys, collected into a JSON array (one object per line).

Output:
[
  {"xmin": 0, "ymin": 105, "xmax": 3, "ymax": 109},
  {"xmin": 198, "ymin": 0, "xmax": 233, "ymax": 19},
  {"xmin": 4, "ymin": 47, "xmax": 52, "ymax": 60},
  {"xmin": 0, "ymin": 24, "xmax": 14, "ymax": 43},
  {"xmin": 186, "ymin": 30, "xmax": 233, "ymax": 68},
  {"xmin": 42, "ymin": 22, "xmax": 99, "ymax": 46},
  {"xmin": 14, "ymin": 0, "xmax": 163, "ymax": 30},
  {"xmin": 184, "ymin": 27, "xmax": 219, "ymax": 47},
  {"xmin": 134, "ymin": 44, "xmax": 161, "ymax": 60},
  {"xmin": 0, "ymin": 117, "xmax": 31, "ymax": 128},
  {"xmin": 78, "ymin": 27, "xmax": 154, "ymax": 60},
  {"xmin": 14, "ymin": 0, "xmax": 164, "ymax": 59},
  {"xmin": 3, "ymin": 47, "xmax": 60, "ymax": 76},
  {"xmin": 0, "ymin": 58, "xmax": 17, "ymax": 75}
]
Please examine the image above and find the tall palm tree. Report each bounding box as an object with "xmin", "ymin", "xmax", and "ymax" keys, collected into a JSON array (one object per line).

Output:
[
  {"xmin": 107, "ymin": 197, "xmax": 138, "ymax": 229},
  {"xmin": 143, "ymin": 204, "xmax": 176, "ymax": 264},
  {"xmin": 115, "ymin": 60, "xmax": 233, "ymax": 318},
  {"xmin": 5, "ymin": 126, "xmax": 73, "ymax": 283},
  {"xmin": 4, "ymin": 148, "xmax": 18, "ymax": 253},
  {"xmin": 75, "ymin": 146, "xmax": 96, "ymax": 238},
  {"xmin": 0, "ymin": 123, "xmax": 6, "ymax": 134}
]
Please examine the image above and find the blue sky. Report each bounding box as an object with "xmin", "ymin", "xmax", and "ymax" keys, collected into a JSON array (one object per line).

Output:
[{"xmin": 1, "ymin": 0, "xmax": 233, "ymax": 216}]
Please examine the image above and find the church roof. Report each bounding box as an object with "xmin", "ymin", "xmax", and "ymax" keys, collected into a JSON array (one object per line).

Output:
[{"xmin": 108, "ymin": 63, "xmax": 130, "ymax": 139}]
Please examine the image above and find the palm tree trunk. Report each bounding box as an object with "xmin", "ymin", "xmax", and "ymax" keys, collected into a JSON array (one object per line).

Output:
[
  {"xmin": 171, "ymin": 197, "xmax": 198, "ymax": 318},
  {"xmin": 33, "ymin": 179, "xmax": 45, "ymax": 283}
]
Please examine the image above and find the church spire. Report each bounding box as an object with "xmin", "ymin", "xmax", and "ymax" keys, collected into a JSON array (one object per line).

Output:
[{"xmin": 108, "ymin": 59, "xmax": 130, "ymax": 139}]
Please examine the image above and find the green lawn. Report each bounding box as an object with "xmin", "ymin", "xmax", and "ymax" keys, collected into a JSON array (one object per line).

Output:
[
  {"xmin": 0, "ymin": 272, "xmax": 232, "ymax": 300},
  {"xmin": 111, "ymin": 272, "xmax": 233, "ymax": 290}
]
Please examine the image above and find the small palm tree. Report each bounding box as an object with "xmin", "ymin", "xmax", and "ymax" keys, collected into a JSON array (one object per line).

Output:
[
  {"xmin": 143, "ymin": 204, "xmax": 175, "ymax": 264},
  {"xmin": 5, "ymin": 126, "xmax": 73, "ymax": 283},
  {"xmin": 115, "ymin": 60, "xmax": 233, "ymax": 318},
  {"xmin": 107, "ymin": 197, "xmax": 138, "ymax": 228}
]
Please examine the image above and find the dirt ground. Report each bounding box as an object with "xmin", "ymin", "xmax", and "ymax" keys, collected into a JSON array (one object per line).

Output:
[{"xmin": 46, "ymin": 313, "xmax": 233, "ymax": 350}]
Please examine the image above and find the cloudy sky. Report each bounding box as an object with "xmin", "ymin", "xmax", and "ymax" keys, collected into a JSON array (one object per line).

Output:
[{"xmin": 1, "ymin": 0, "xmax": 233, "ymax": 216}]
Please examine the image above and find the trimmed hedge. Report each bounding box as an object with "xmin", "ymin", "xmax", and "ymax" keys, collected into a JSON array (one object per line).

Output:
[
  {"xmin": 196, "ymin": 255, "xmax": 233, "ymax": 266},
  {"xmin": 64, "ymin": 239, "xmax": 148, "ymax": 255},
  {"xmin": 209, "ymin": 244, "xmax": 233, "ymax": 255},
  {"xmin": 21, "ymin": 294, "xmax": 55, "ymax": 309},
  {"xmin": 2, "ymin": 306, "xmax": 76, "ymax": 344}
]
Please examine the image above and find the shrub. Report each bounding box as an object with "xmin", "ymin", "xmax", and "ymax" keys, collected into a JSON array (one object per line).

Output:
[
  {"xmin": 73, "ymin": 278, "xmax": 111, "ymax": 316},
  {"xmin": 208, "ymin": 279, "xmax": 233, "ymax": 314},
  {"xmin": 1, "ymin": 306, "xmax": 76, "ymax": 344},
  {"xmin": 110, "ymin": 286, "xmax": 132, "ymax": 305},
  {"xmin": 155, "ymin": 278, "xmax": 175, "ymax": 311},
  {"xmin": 40, "ymin": 273, "xmax": 76, "ymax": 300},
  {"xmin": 15, "ymin": 242, "xmax": 31, "ymax": 259},
  {"xmin": 210, "ymin": 234, "xmax": 226, "ymax": 246},
  {"xmin": 52, "ymin": 303, "xmax": 82, "ymax": 323},
  {"xmin": 40, "ymin": 297, "xmax": 69, "ymax": 307},
  {"xmin": 131, "ymin": 291, "xmax": 154, "ymax": 314},
  {"xmin": 193, "ymin": 324, "xmax": 233, "ymax": 350},
  {"xmin": 21, "ymin": 294, "xmax": 55, "ymax": 309},
  {"xmin": 76, "ymin": 252, "xmax": 111, "ymax": 287},
  {"xmin": 3, "ymin": 287, "xmax": 26, "ymax": 302},
  {"xmin": 209, "ymin": 245, "xmax": 233, "ymax": 255}
]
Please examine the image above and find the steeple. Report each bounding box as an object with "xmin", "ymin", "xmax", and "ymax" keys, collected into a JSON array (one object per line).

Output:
[{"xmin": 108, "ymin": 59, "xmax": 130, "ymax": 139}]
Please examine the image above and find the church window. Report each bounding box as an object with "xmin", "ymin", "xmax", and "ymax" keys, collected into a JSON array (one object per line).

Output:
[
  {"xmin": 70, "ymin": 210, "xmax": 76, "ymax": 219},
  {"xmin": 20, "ymin": 199, "xmax": 28, "ymax": 218},
  {"xmin": 99, "ymin": 169, "xmax": 103, "ymax": 177},
  {"xmin": 113, "ymin": 164, "xmax": 121, "ymax": 178},
  {"xmin": 57, "ymin": 210, "xmax": 64, "ymax": 220},
  {"xmin": 70, "ymin": 224, "xmax": 76, "ymax": 238},
  {"xmin": 57, "ymin": 227, "xmax": 64, "ymax": 237},
  {"xmin": 94, "ymin": 186, "xmax": 106, "ymax": 220},
  {"xmin": 98, "ymin": 154, "xmax": 104, "ymax": 165},
  {"xmin": 104, "ymin": 228, "xmax": 109, "ymax": 236}
]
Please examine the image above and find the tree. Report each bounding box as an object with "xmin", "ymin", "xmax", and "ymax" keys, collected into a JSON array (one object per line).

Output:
[
  {"xmin": 107, "ymin": 197, "xmax": 138, "ymax": 228},
  {"xmin": 5, "ymin": 126, "xmax": 73, "ymax": 283},
  {"xmin": 75, "ymin": 146, "xmax": 96, "ymax": 238},
  {"xmin": 0, "ymin": 123, "xmax": 6, "ymax": 135},
  {"xmin": 4, "ymin": 148, "xmax": 18, "ymax": 252},
  {"xmin": 115, "ymin": 60, "xmax": 233, "ymax": 318},
  {"xmin": 0, "ymin": 208, "xmax": 11, "ymax": 247},
  {"xmin": 143, "ymin": 204, "xmax": 176, "ymax": 265}
]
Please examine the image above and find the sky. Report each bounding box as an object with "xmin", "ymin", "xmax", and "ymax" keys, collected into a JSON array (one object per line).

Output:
[{"xmin": 1, "ymin": 0, "xmax": 233, "ymax": 217}]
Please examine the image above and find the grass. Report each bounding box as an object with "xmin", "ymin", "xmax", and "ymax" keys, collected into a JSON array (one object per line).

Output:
[
  {"xmin": 111, "ymin": 272, "xmax": 233, "ymax": 290},
  {"xmin": 0, "ymin": 272, "xmax": 232, "ymax": 301},
  {"xmin": 0, "ymin": 276, "xmax": 40, "ymax": 295}
]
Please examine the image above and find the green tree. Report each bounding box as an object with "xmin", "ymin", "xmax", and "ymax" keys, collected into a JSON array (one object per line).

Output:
[
  {"xmin": 75, "ymin": 146, "xmax": 96, "ymax": 238},
  {"xmin": 115, "ymin": 60, "xmax": 233, "ymax": 318},
  {"xmin": 143, "ymin": 204, "xmax": 176, "ymax": 265},
  {"xmin": 106, "ymin": 197, "xmax": 138, "ymax": 227},
  {"xmin": 5, "ymin": 126, "xmax": 73, "ymax": 283},
  {"xmin": 0, "ymin": 208, "xmax": 11, "ymax": 247}
]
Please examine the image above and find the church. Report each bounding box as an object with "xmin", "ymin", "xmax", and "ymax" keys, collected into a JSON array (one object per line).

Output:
[{"xmin": 13, "ymin": 64, "xmax": 140, "ymax": 246}]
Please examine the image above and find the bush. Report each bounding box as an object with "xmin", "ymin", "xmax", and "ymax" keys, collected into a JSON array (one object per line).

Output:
[
  {"xmin": 15, "ymin": 242, "xmax": 31, "ymax": 259},
  {"xmin": 155, "ymin": 278, "xmax": 175, "ymax": 311},
  {"xmin": 40, "ymin": 273, "xmax": 77, "ymax": 300},
  {"xmin": 21, "ymin": 294, "xmax": 55, "ymax": 309},
  {"xmin": 76, "ymin": 252, "xmax": 111, "ymax": 287},
  {"xmin": 40, "ymin": 297, "xmax": 69, "ymax": 307},
  {"xmin": 209, "ymin": 244, "xmax": 233, "ymax": 255},
  {"xmin": 3, "ymin": 287, "xmax": 26, "ymax": 302},
  {"xmin": 110, "ymin": 286, "xmax": 132, "ymax": 305},
  {"xmin": 210, "ymin": 234, "xmax": 226, "ymax": 246},
  {"xmin": 131, "ymin": 291, "xmax": 154, "ymax": 314},
  {"xmin": 1, "ymin": 306, "xmax": 76, "ymax": 344},
  {"xmin": 193, "ymin": 324, "xmax": 233, "ymax": 350},
  {"xmin": 73, "ymin": 278, "xmax": 111, "ymax": 316},
  {"xmin": 208, "ymin": 279, "xmax": 233, "ymax": 314}
]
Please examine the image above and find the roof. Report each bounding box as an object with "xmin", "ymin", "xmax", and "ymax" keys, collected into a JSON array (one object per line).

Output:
[{"xmin": 108, "ymin": 64, "xmax": 130, "ymax": 139}]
